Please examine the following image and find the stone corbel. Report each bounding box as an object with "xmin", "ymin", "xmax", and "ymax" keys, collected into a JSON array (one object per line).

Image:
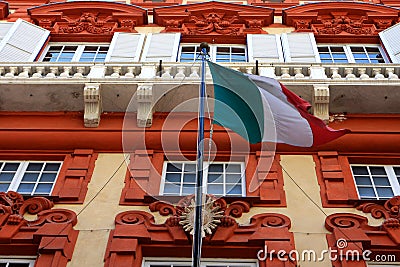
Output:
[
  {"xmin": 312, "ymin": 84, "xmax": 330, "ymax": 122},
  {"xmin": 84, "ymin": 83, "xmax": 102, "ymax": 128},
  {"xmin": 137, "ymin": 83, "xmax": 154, "ymax": 127}
]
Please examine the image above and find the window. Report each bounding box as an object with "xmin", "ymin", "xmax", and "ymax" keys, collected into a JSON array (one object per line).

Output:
[
  {"xmin": 351, "ymin": 165, "xmax": 400, "ymax": 200},
  {"xmin": 41, "ymin": 44, "xmax": 109, "ymax": 62},
  {"xmin": 143, "ymin": 259, "xmax": 257, "ymax": 267},
  {"xmin": 318, "ymin": 45, "xmax": 387, "ymax": 63},
  {"xmin": 160, "ymin": 162, "xmax": 245, "ymax": 197},
  {"xmin": 0, "ymin": 259, "xmax": 35, "ymax": 267},
  {"xmin": 179, "ymin": 44, "xmax": 247, "ymax": 63},
  {"xmin": 0, "ymin": 161, "xmax": 62, "ymax": 196}
]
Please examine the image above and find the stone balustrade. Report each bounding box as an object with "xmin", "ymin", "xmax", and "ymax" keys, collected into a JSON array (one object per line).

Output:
[{"xmin": 0, "ymin": 62, "xmax": 399, "ymax": 81}]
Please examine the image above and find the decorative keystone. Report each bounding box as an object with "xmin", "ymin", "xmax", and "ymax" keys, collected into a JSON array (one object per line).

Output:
[
  {"xmin": 137, "ymin": 84, "xmax": 153, "ymax": 127},
  {"xmin": 312, "ymin": 84, "xmax": 330, "ymax": 122},
  {"xmin": 84, "ymin": 83, "xmax": 102, "ymax": 128}
]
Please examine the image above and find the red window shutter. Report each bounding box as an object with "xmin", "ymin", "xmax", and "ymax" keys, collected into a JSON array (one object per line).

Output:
[
  {"xmin": 52, "ymin": 149, "xmax": 97, "ymax": 203},
  {"xmin": 316, "ymin": 151, "xmax": 358, "ymax": 207}
]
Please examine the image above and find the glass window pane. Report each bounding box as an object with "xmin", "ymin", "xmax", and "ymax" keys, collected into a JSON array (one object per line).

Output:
[
  {"xmin": 9, "ymin": 263, "xmax": 31, "ymax": 267},
  {"xmin": 44, "ymin": 163, "xmax": 61, "ymax": 171},
  {"xmin": 353, "ymin": 53, "xmax": 368, "ymax": 59},
  {"xmin": 376, "ymin": 187, "xmax": 394, "ymax": 198},
  {"xmin": 226, "ymin": 164, "xmax": 241, "ymax": 173},
  {"xmin": 369, "ymin": 167, "xmax": 386, "ymax": 175},
  {"xmin": 332, "ymin": 53, "xmax": 347, "ymax": 59},
  {"xmin": 83, "ymin": 46, "xmax": 98, "ymax": 52},
  {"xmin": 358, "ymin": 187, "xmax": 376, "ymax": 198},
  {"xmin": 17, "ymin": 183, "xmax": 35, "ymax": 194},
  {"xmin": 165, "ymin": 173, "xmax": 181, "ymax": 183},
  {"xmin": 167, "ymin": 163, "xmax": 182, "ymax": 172},
  {"xmin": 40, "ymin": 173, "xmax": 57, "ymax": 182},
  {"xmin": 181, "ymin": 46, "xmax": 196, "ymax": 53},
  {"xmin": 207, "ymin": 174, "xmax": 222, "ymax": 183},
  {"xmin": 3, "ymin": 163, "xmax": 20, "ymax": 171},
  {"xmin": 163, "ymin": 183, "xmax": 180, "ymax": 194},
  {"xmin": 372, "ymin": 177, "xmax": 390, "ymax": 186},
  {"xmin": 319, "ymin": 53, "xmax": 331, "ymax": 59},
  {"xmin": 352, "ymin": 166, "xmax": 369, "ymax": 175},
  {"xmin": 35, "ymin": 183, "xmax": 53, "ymax": 194},
  {"xmin": 226, "ymin": 174, "xmax": 241, "ymax": 184},
  {"xmin": 0, "ymin": 173, "xmax": 15, "ymax": 182},
  {"xmin": 355, "ymin": 176, "xmax": 372, "ymax": 185},
  {"xmin": 318, "ymin": 47, "xmax": 329, "ymax": 52},
  {"xmin": 182, "ymin": 184, "xmax": 195, "ymax": 195},
  {"xmin": 393, "ymin": 167, "xmax": 400, "ymax": 175},
  {"xmin": 226, "ymin": 184, "xmax": 241, "ymax": 195},
  {"xmin": 183, "ymin": 173, "xmax": 195, "ymax": 183},
  {"xmin": 207, "ymin": 184, "xmax": 223, "ymax": 195},
  {"xmin": 27, "ymin": 163, "xmax": 43, "ymax": 171},
  {"xmin": 350, "ymin": 47, "xmax": 364, "ymax": 52},
  {"xmin": 21, "ymin": 173, "xmax": 39, "ymax": 182},
  {"xmin": 208, "ymin": 164, "xmax": 223, "ymax": 172},
  {"xmin": 0, "ymin": 183, "xmax": 10, "ymax": 191},
  {"xmin": 184, "ymin": 164, "xmax": 196, "ymax": 172},
  {"xmin": 330, "ymin": 47, "xmax": 345, "ymax": 52},
  {"xmin": 217, "ymin": 47, "xmax": 230, "ymax": 53}
]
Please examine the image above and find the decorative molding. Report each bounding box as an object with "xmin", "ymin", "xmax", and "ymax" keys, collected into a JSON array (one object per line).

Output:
[
  {"xmin": 28, "ymin": 2, "xmax": 147, "ymax": 41},
  {"xmin": 314, "ymin": 152, "xmax": 359, "ymax": 207},
  {"xmin": 357, "ymin": 196, "xmax": 400, "ymax": 221},
  {"xmin": 312, "ymin": 84, "xmax": 330, "ymax": 122},
  {"xmin": 84, "ymin": 83, "xmax": 102, "ymax": 128},
  {"xmin": 282, "ymin": 2, "xmax": 400, "ymax": 42},
  {"xmin": 0, "ymin": 192, "xmax": 78, "ymax": 267},
  {"xmin": 325, "ymin": 212, "xmax": 400, "ymax": 267},
  {"xmin": 149, "ymin": 196, "xmax": 251, "ymax": 231},
  {"xmin": 137, "ymin": 84, "xmax": 153, "ymax": 128},
  {"xmin": 104, "ymin": 209, "xmax": 295, "ymax": 267},
  {"xmin": 153, "ymin": 1, "xmax": 273, "ymax": 43}
]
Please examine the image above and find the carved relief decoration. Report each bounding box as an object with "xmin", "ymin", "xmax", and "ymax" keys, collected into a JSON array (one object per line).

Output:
[
  {"xmin": 325, "ymin": 197, "xmax": 400, "ymax": 267},
  {"xmin": 153, "ymin": 1, "xmax": 274, "ymax": 43},
  {"xmin": 282, "ymin": 2, "xmax": 400, "ymax": 41},
  {"xmin": 105, "ymin": 199, "xmax": 295, "ymax": 267},
  {"xmin": 28, "ymin": 2, "xmax": 147, "ymax": 41},
  {"xmin": 0, "ymin": 192, "xmax": 78, "ymax": 267}
]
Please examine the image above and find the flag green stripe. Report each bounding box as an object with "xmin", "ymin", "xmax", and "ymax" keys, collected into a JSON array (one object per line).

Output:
[{"xmin": 208, "ymin": 61, "xmax": 264, "ymax": 144}]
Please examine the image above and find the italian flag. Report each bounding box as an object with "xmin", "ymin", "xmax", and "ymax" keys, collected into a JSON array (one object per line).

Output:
[{"xmin": 208, "ymin": 61, "xmax": 350, "ymax": 147}]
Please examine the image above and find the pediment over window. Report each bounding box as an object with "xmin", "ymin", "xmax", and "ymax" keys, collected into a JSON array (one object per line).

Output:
[
  {"xmin": 153, "ymin": 1, "xmax": 274, "ymax": 43},
  {"xmin": 282, "ymin": 2, "xmax": 400, "ymax": 42},
  {"xmin": 28, "ymin": 1, "xmax": 148, "ymax": 42}
]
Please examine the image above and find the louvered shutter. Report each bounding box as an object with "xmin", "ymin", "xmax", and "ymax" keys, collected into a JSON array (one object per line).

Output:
[
  {"xmin": 105, "ymin": 32, "xmax": 145, "ymax": 62},
  {"xmin": 141, "ymin": 33, "xmax": 181, "ymax": 62},
  {"xmin": 247, "ymin": 34, "xmax": 284, "ymax": 63},
  {"xmin": 281, "ymin": 33, "xmax": 320, "ymax": 63},
  {"xmin": 379, "ymin": 22, "xmax": 400, "ymax": 63},
  {"xmin": 0, "ymin": 19, "xmax": 50, "ymax": 62},
  {"xmin": 0, "ymin": 22, "xmax": 13, "ymax": 42}
]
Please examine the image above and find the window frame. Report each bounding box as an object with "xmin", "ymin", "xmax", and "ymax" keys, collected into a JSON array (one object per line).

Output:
[
  {"xmin": 0, "ymin": 258, "xmax": 36, "ymax": 267},
  {"xmin": 178, "ymin": 44, "xmax": 247, "ymax": 63},
  {"xmin": 317, "ymin": 44, "xmax": 388, "ymax": 63},
  {"xmin": 159, "ymin": 161, "xmax": 246, "ymax": 197},
  {"xmin": 39, "ymin": 42, "xmax": 110, "ymax": 62},
  {"xmin": 350, "ymin": 164, "xmax": 400, "ymax": 200},
  {"xmin": 142, "ymin": 258, "xmax": 258, "ymax": 267},
  {"xmin": 0, "ymin": 160, "xmax": 63, "ymax": 196}
]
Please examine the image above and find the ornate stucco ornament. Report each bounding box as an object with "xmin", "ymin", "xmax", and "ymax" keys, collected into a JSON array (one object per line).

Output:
[{"xmin": 179, "ymin": 195, "xmax": 224, "ymax": 237}]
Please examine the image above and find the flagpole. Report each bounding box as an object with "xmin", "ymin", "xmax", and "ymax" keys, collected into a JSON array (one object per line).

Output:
[{"xmin": 192, "ymin": 42, "xmax": 209, "ymax": 267}]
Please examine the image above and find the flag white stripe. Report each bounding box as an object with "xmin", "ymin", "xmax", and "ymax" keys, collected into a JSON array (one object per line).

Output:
[{"xmin": 254, "ymin": 79, "xmax": 313, "ymax": 147}]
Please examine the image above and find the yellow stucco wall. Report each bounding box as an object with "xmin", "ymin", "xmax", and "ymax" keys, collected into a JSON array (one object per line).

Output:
[{"xmin": 54, "ymin": 154, "xmax": 383, "ymax": 267}]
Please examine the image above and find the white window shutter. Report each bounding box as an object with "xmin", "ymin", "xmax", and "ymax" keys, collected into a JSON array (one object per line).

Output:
[
  {"xmin": 247, "ymin": 34, "xmax": 284, "ymax": 63},
  {"xmin": 379, "ymin": 22, "xmax": 400, "ymax": 63},
  {"xmin": 105, "ymin": 32, "xmax": 145, "ymax": 62},
  {"xmin": 0, "ymin": 22, "xmax": 13, "ymax": 42},
  {"xmin": 141, "ymin": 33, "xmax": 181, "ymax": 62},
  {"xmin": 0, "ymin": 19, "xmax": 50, "ymax": 62},
  {"xmin": 281, "ymin": 32, "xmax": 320, "ymax": 63}
]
